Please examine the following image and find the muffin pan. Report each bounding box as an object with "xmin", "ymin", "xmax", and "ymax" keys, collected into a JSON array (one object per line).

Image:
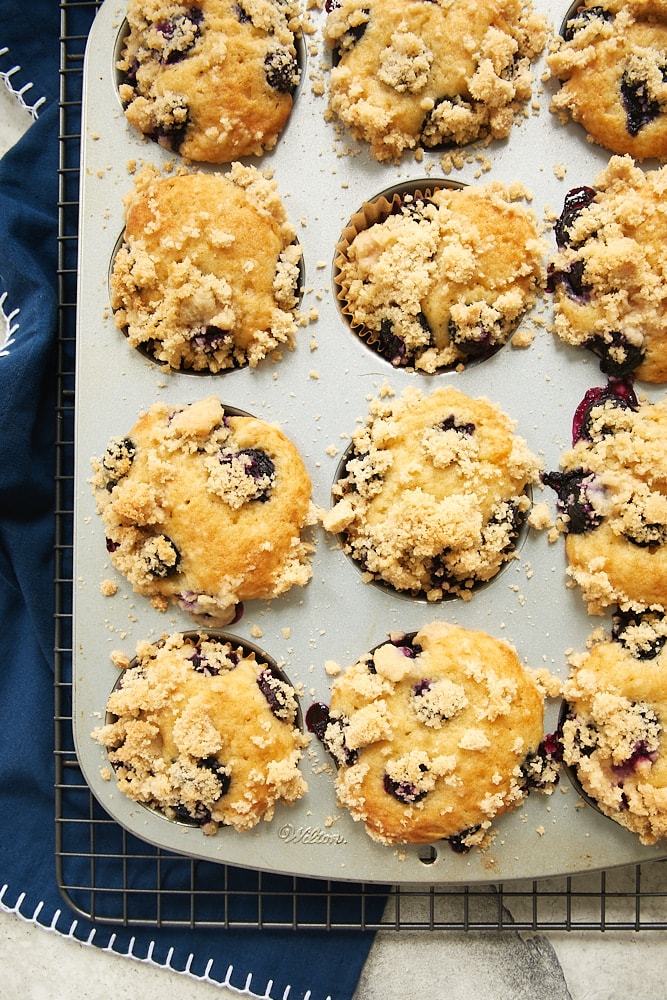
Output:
[{"xmin": 73, "ymin": 0, "xmax": 667, "ymax": 883}]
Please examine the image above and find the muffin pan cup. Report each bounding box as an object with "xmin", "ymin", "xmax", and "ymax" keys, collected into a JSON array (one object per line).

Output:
[{"xmin": 73, "ymin": 0, "xmax": 667, "ymax": 883}]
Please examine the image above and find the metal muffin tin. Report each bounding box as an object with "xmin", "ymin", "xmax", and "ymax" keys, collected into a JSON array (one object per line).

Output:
[{"xmin": 74, "ymin": 0, "xmax": 667, "ymax": 883}]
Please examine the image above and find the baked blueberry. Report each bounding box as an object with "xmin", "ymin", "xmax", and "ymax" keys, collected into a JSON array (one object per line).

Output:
[
  {"xmin": 587, "ymin": 330, "xmax": 646, "ymax": 378},
  {"xmin": 439, "ymin": 415, "xmax": 475, "ymax": 436},
  {"xmin": 377, "ymin": 318, "xmax": 408, "ymax": 367},
  {"xmin": 562, "ymin": 5, "xmax": 612, "ymax": 42},
  {"xmin": 257, "ymin": 667, "xmax": 296, "ymax": 721},
  {"xmin": 383, "ymin": 770, "xmax": 428, "ymax": 804},
  {"xmin": 553, "ymin": 185, "xmax": 597, "ymax": 248},
  {"xmin": 622, "ymin": 69, "xmax": 663, "ymax": 137},
  {"xmin": 155, "ymin": 7, "xmax": 204, "ymax": 65},
  {"xmin": 101, "ymin": 437, "xmax": 136, "ymax": 490},
  {"xmin": 611, "ymin": 608, "xmax": 667, "ymax": 660},
  {"xmin": 264, "ymin": 49, "xmax": 300, "ymax": 93},
  {"xmin": 572, "ymin": 379, "xmax": 638, "ymax": 444},
  {"xmin": 542, "ymin": 469, "xmax": 603, "ymax": 534},
  {"xmin": 142, "ymin": 534, "xmax": 181, "ymax": 578}
]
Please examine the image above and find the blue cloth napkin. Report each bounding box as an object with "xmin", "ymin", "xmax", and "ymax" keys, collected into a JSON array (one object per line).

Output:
[{"xmin": 0, "ymin": 4, "xmax": 385, "ymax": 997}]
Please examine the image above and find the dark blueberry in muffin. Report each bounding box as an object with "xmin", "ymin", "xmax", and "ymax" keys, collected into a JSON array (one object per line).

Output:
[
  {"xmin": 546, "ymin": 258, "xmax": 591, "ymax": 299},
  {"xmin": 219, "ymin": 448, "xmax": 276, "ymax": 501},
  {"xmin": 542, "ymin": 469, "xmax": 603, "ymax": 534},
  {"xmin": 338, "ymin": 9, "xmax": 370, "ymax": 51},
  {"xmin": 202, "ymin": 755, "xmax": 232, "ymax": 797},
  {"xmin": 519, "ymin": 735, "xmax": 562, "ymax": 791},
  {"xmin": 306, "ymin": 703, "xmax": 358, "ymax": 766},
  {"xmin": 622, "ymin": 506, "xmax": 667, "ymax": 549},
  {"xmin": 439, "ymin": 414, "xmax": 475, "ymax": 436},
  {"xmin": 412, "ymin": 678, "xmax": 432, "ymax": 697},
  {"xmin": 485, "ymin": 501, "xmax": 522, "ymax": 552},
  {"xmin": 106, "ymin": 537, "xmax": 119, "ymax": 554},
  {"xmin": 257, "ymin": 667, "xmax": 295, "ymax": 721},
  {"xmin": 383, "ymin": 768, "xmax": 428, "ymax": 804},
  {"xmin": 621, "ymin": 69, "xmax": 664, "ymax": 137},
  {"xmin": 153, "ymin": 108, "xmax": 190, "ymax": 154},
  {"xmin": 553, "ymin": 185, "xmax": 597, "ymax": 248},
  {"xmin": 389, "ymin": 633, "xmax": 422, "ymax": 658},
  {"xmin": 155, "ymin": 7, "xmax": 204, "ymax": 65},
  {"xmin": 142, "ymin": 534, "xmax": 181, "ymax": 578},
  {"xmin": 611, "ymin": 608, "xmax": 667, "ymax": 660},
  {"xmin": 448, "ymin": 317, "xmax": 498, "ymax": 359},
  {"xmin": 570, "ymin": 715, "xmax": 598, "ymax": 758},
  {"xmin": 562, "ymin": 5, "xmax": 612, "ymax": 42},
  {"xmin": 586, "ymin": 330, "xmax": 645, "ymax": 378},
  {"xmin": 377, "ymin": 318, "xmax": 408, "ymax": 366},
  {"xmin": 124, "ymin": 57, "xmax": 140, "ymax": 88},
  {"xmin": 102, "ymin": 437, "xmax": 136, "ymax": 490},
  {"xmin": 305, "ymin": 701, "xmax": 330, "ymax": 741},
  {"xmin": 188, "ymin": 642, "xmax": 237, "ymax": 675},
  {"xmin": 190, "ymin": 325, "xmax": 231, "ymax": 353},
  {"xmin": 447, "ymin": 825, "xmax": 481, "ymax": 854},
  {"xmin": 172, "ymin": 756, "xmax": 231, "ymax": 824},
  {"xmin": 429, "ymin": 552, "xmax": 459, "ymax": 590},
  {"xmin": 233, "ymin": 2, "xmax": 251, "ymax": 22},
  {"xmin": 264, "ymin": 49, "xmax": 300, "ymax": 94},
  {"xmin": 611, "ymin": 706, "xmax": 661, "ymax": 778},
  {"xmin": 572, "ymin": 378, "xmax": 638, "ymax": 444}
]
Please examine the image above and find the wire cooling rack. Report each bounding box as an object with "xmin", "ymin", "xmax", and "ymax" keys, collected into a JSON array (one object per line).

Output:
[{"xmin": 54, "ymin": 0, "xmax": 667, "ymax": 932}]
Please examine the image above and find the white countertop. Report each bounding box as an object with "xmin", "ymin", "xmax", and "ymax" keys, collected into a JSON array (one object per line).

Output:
[{"xmin": 1, "ymin": 73, "xmax": 666, "ymax": 1000}]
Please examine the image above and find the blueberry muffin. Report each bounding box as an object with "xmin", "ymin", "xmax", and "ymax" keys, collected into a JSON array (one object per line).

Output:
[
  {"xmin": 322, "ymin": 385, "xmax": 542, "ymax": 600},
  {"xmin": 90, "ymin": 396, "xmax": 315, "ymax": 625},
  {"xmin": 561, "ymin": 610, "xmax": 667, "ymax": 845},
  {"xmin": 117, "ymin": 0, "xmax": 301, "ymax": 162},
  {"xmin": 308, "ymin": 622, "xmax": 558, "ymax": 847},
  {"xmin": 548, "ymin": 0, "xmax": 667, "ymax": 161},
  {"xmin": 110, "ymin": 163, "xmax": 302, "ymax": 372},
  {"xmin": 547, "ymin": 155, "xmax": 667, "ymax": 383},
  {"xmin": 335, "ymin": 181, "xmax": 545, "ymax": 373},
  {"xmin": 544, "ymin": 380, "xmax": 667, "ymax": 614},
  {"xmin": 92, "ymin": 631, "xmax": 308, "ymax": 833},
  {"xmin": 323, "ymin": 0, "xmax": 547, "ymax": 163}
]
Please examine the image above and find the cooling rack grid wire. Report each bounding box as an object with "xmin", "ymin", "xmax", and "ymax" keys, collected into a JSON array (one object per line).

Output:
[{"xmin": 53, "ymin": 0, "xmax": 667, "ymax": 932}]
